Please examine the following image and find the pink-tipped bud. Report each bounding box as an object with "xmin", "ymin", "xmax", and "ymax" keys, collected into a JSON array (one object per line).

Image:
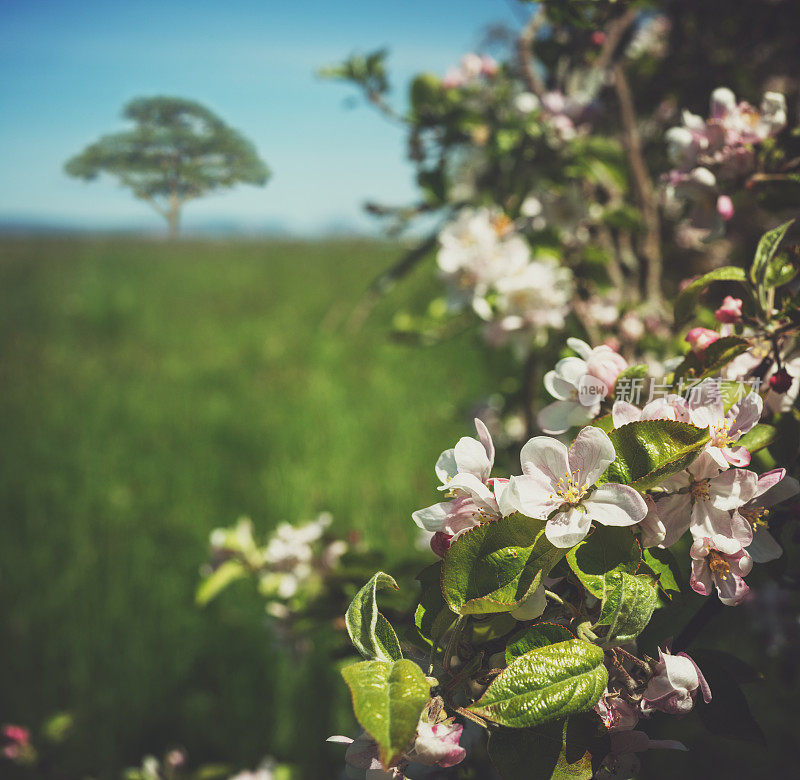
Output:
[
  {"xmin": 685, "ymin": 327, "xmax": 720, "ymax": 355},
  {"xmin": 770, "ymin": 368, "xmax": 793, "ymax": 394},
  {"xmin": 592, "ymin": 31, "xmax": 607, "ymax": 46},
  {"xmin": 430, "ymin": 532, "xmax": 453, "ymax": 557},
  {"xmin": 714, "ymin": 295, "xmax": 743, "ymax": 323},
  {"xmin": 717, "ymin": 195, "xmax": 734, "ymax": 221},
  {"xmin": 2, "ymin": 726, "xmax": 29, "ymax": 746}
]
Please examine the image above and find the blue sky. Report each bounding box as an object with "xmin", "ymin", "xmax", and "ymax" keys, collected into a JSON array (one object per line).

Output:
[{"xmin": 0, "ymin": 0, "xmax": 522, "ymax": 234}]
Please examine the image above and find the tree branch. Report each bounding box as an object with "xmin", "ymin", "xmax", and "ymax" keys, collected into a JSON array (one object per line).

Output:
[
  {"xmin": 612, "ymin": 62, "xmax": 664, "ymax": 310},
  {"xmin": 516, "ymin": 8, "xmax": 547, "ymax": 98}
]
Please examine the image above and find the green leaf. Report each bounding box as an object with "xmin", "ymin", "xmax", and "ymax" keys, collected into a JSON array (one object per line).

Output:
[
  {"xmin": 488, "ymin": 717, "xmax": 594, "ymax": 780},
  {"xmin": 506, "ymin": 623, "xmax": 576, "ymax": 664},
  {"xmin": 414, "ymin": 562, "xmax": 456, "ymax": 649},
  {"xmin": 341, "ymin": 659, "xmax": 430, "ymax": 768},
  {"xmin": 614, "ymin": 364, "xmax": 648, "ymax": 397},
  {"xmin": 602, "ymin": 420, "xmax": 709, "ymax": 492},
  {"xmin": 566, "ymin": 526, "xmax": 642, "ymax": 599},
  {"xmin": 595, "ymin": 572, "xmax": 658, "ymax": 646},
  {"xmin": 467, "ymin": 640, "xmax": 607, "ymax": 727},
  {"xmin": 674, "ymin": 266, "xmax": 747, "ymax": 324},
  {"xmin": 738, "ymin": 423, "xmax": 777, "ymax": 454},
  {"xmin": 763, "ymin": 252, "xmax": 797, "ymax": 288},
  {"xmin": 346, "ymin": 572, "xmax": 403, "ymax": 662},
  {"xmin": 673, "ymin": 337, "xmax": 750, "ymax": 384},
  {"xmin": 195, "ymin": 559, "xmax": 246, "ymax": 606},
  {"xmin": 642, "ymin": 547, "xmax": 682, "ymax": 599},
  {"xmin": 751, "ymin": 219, "xmax": 794, "ymax": 286},
  {"xmin": 589, "ymin": 413, "xmax": 614, "ymax": 433},
  {"xmin": 442, "ymin": 515, "xmax": 565, "ymax": 616}
]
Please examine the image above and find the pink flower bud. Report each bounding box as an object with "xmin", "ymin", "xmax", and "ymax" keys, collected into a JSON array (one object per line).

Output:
[
  {"xmin": 585, "ymin": 346, "xmax": 627, "ymax": 394},
  {"xmin": 685, "ymin": 327, "xmax": 720, "ymax": 355},
  {"xmin": 716, "ymin": 195, "xmax": 734, "ymax": 221},
  {"xmin": 770, "ymin": 368, "xmax": 793, "ymax": 394},
  {"xmin": 714, "ymin": 295, "xmax": 743, "ymax": 323},
  {"xmin": 591, "ymin": 31, "xmax": 607, "ymax": 46},
  {"xmin": 2, "ymin": 726, "xmax": 29, "ymax": 746},
  {"xmin": 430, "ymin": 532, "xmax": 452, "ymax": 557}
]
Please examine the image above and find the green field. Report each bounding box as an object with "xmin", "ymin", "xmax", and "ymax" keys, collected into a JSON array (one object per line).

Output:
[
  {"xmin": 2, "ymin": 237, "xmax": 799, "ymax": 780},
  {"xmin": 0, "ymin": 236, "xmax": 508, "ymax": 778}
]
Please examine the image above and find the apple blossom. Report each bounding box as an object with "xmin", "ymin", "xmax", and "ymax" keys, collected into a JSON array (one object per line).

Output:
[
  {"xmin": 507, "ymin": 426, "xmax": 648, "ymax": 548},
  {"xmin": 595, "ymin": 690, "xmax": 640, "ymax": 732},
  {"xmin": 685, "ymin": 326, "xmax": 720, "ymax": 355},
  {"xmin": 538, "ymin": 338, "xmax": 627, "ymax": 434},
  {"xmin": 641, "ymin": 646, "xmax": 711, "ymax": 715},
  {"xmin": 612, "ymin": 395, "xmax": 691, "ymax": 429},
  {"xmin": 734, "ymin": 469, "xmax": 800, "ymax": 563},
  {"xmin": 328, "ymin": 716, "xmax": 465, "ymax": 778},
  {"xmin": 437, "ymin": 207, "xmax": 530, "ymax": 313},
  {"xmin": 716, "ymin": 194, "xmax": 734, "ymax": 221},
  {"xmin": 514, "ymin": 92, "xmax": 541, "ymax": 114},
  {"xmin": 413, "ymin": 418, "xmax": 514, "ymax": 538},
  {"xmin": 690, "ymin": 537, "xmax": 753, "ymax": 606},
  {"xmin": 656, "ymin": 458, "xmax": 759, "ymax": 552},
  {"xmin": 714, "ymin": 295, "xmax": 743, "ymax": 323},
  {"xmin": 688, "ymin": 382, "xmax": 762, "ymax": 469}
]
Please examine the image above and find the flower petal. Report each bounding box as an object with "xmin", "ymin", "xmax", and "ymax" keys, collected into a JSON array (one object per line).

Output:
[
  {"xmin": 708, "ymin": 468, "xmax": 758, "ymax": 510},
  {"xmin": 505, "ymin": 474, "xmax": 560, "ymax": 519},
  {"xmin": 568, "ymin": 426, "xmax": 615, "ymax": 486},
  {"xmin": 545, "ymin": 506, "xmax": 592, "ymax": 548},
  {"xmin": 729, "ymin": 393, "xmax": 763, "ymax": 438},
  {"xmin": 435, "ymin": 449, "xmax": 457, "ymax": 483},
  {"xmin": 612, "ymin": 400, "xmax": 641, "ymax": 428},
  {"xmin": 584, "ymin": 484, "xmax": 647, "ymax": 527},
  {"xmin": 537, "ymin": 399, "xmax": 593, "ymax": 435},
  {"xmin": 745, "ymin": 526, "xmax": 783, "ymax": 563},
  {"xmin": 474, "ymin": 417, "xmax": 495, "ymax": 469},
  {"xmin": 453, "ymin": 435, "xmax": 492, "ymax": 481},
  {"xmin": 520, "ymin": 436, "xmax": 569, "ymax": 484}
]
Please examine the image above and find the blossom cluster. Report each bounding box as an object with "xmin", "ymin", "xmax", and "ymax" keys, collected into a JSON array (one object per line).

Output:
[
  {"xmin": 437, "ymin": 206, "xmax": 573, "ymax": 346},
  {"xmin": 665, "ymin": 86, "xmax": 787, "ymax": 237},
  {"xmin": 201, "ymin": 513, "xmax": 347, "ymax": 618},
  {"xmin": 416, "ymin": 338, "xmax": 797, "ymax": 610},
  {"xmin": 441, "ymin": 52, "xmax": 498, "ymax": 89}
]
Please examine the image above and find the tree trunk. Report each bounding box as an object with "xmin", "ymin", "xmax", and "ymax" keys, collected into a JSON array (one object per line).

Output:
[{"xmin": 167, "ymin": 192, "xmax": 181, "ymax": 239}]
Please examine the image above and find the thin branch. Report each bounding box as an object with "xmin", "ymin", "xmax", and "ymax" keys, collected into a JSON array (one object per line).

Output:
[
  {"xmin": 595, "ymin": 7, "xmax": 639, "ymax": 73},
  {"xmin": 612, "ymin": 63, "xmax": 664, "ymax": 310},
  {"xmin": 516, "ymin": 8, "xmax": 547, "ymax": 98}
]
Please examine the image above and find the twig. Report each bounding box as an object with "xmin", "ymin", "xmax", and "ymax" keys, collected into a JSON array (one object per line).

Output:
[
  {"xmin": 595, "ymin": 7, "xmax": 639, "ymax": 73},
  {"xmin": 346, "ymin": 231, "xmax": 439, "ymax": 332},
  {"xmin": 516, "ymin": 8, "xmax": 547, "ymax": 98},
  {"xmin": 613, "ymin": 62, "xmax": 664, "ymax": 310}
]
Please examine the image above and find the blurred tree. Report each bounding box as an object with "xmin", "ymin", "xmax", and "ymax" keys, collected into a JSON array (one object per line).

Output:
[{"xmin": 64, "ymin": 96, "xmax": 270, "ymax": 237}]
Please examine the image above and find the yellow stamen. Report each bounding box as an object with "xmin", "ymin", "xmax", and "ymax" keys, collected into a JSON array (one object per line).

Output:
[
  {"xmin": 739, "ymin": 505, "xmax": 770, "ymax": 531},
  {"xmin": 492, "ymin": 214, "xmax": 513, "ymax": 237},
  {"xmin": 551, "ymin": 469, "xmax": 587, "ymax": 505},
  {"xmin": 709, "ymin": 418, "xmax": 735, "ymax": 448},
  {"xmin": 709, "ymin": 550, "xmax": 730, "ymax": 580}
]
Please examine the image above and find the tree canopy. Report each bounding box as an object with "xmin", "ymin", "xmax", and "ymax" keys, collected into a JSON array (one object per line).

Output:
[{"xmin": 64, "ymin": 96, "xmax": 270, "ymax": 236}]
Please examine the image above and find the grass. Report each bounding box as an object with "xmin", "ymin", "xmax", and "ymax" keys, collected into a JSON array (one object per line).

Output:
[
  {"xmin": 0, "ymin": 236, "xmax": 504, "ymax": 778},
  {"xmin": 2, "ymin": 236, "xmax": 799, "ymax": 780}
]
